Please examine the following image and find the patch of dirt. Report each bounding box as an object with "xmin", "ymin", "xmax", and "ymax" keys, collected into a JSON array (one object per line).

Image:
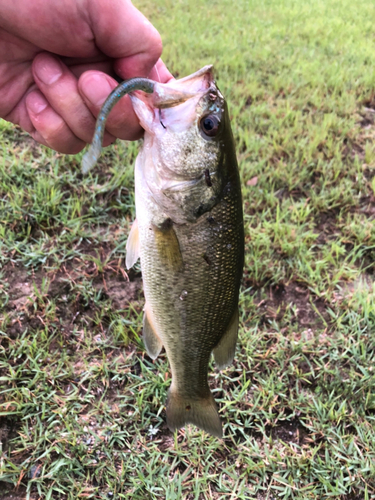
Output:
[
  {"xmin": 2, "ymin": 126, "xmax": 42, "ymax": 159},
  {"xmin": 270, "ymin": 417, "xmax": 309, "ymax": 445},
  {"xmin": 1, "ymin": 264, "xmax": 42, "ymax": 309},
  {"xmin": 342, "ymin": 139, "xmax": 365, "ymax": 162},
  {"xmin": 358, "ymin": 107, "xmax": 374, "ymax": 128},
  {"xmin": 334, "ymin": 275, "xmax": 374, "ymax": 301},
  {"xmin": 362, "ymin": 94, "xmax": 375, "ymax": 111},
  {"xmin": 256, "ymin": 282, "xmax": 330, "ymax": 329},
  {"xmin": 359, "ymin": 193, "xmax": 375, "ymax": 217},
  {"xmin": 0, "ymin": 485, "xmax": 34, "ymax": 500},
  {"xmin": 342, "ymin": 493, "xmax": 365, "ymax": 500},
  {"xmin": 94, "ymin": 275, "xmax": 142, "ymax": 310},
  {"xmin": 1, "ymin": 259, "xmax": 143, "ymax": 338},
  {"xmin": 0, "ymin": 417, "xmax": 19, "ymax": 453},
  {"xmin": 353, "ymin": 104, "xmax": 375, "ymax": 217},
  {"xmin": 273, "ymin": 186, "xmax": 307, "ymax": 202},
  {"xmin": 315, "ymin": 210, "xmax": 340, "ymax": 244}
]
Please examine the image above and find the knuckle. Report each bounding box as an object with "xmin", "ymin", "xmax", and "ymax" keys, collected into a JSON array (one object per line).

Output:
[
  {"xmin": 42, "ymin": 120, "xmax": 68, "ymax": 145},
  {"xmin": 148, "ymin": 29, "xmax": 163, "ymax": 60},
  {"xmin": 43, "ymin": 124, "xmax": 85, "ymax": 154},
  {"xmin": 74, "ymin": 114, "xmax": 96, "ymax": 143},
  {"xmin": 141, "ymin": 25, "xmax": 163, "ymax": 63}
]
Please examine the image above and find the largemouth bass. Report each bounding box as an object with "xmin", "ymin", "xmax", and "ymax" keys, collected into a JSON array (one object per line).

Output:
[{"xmin": 83, "ymin": 66, "xmax": 244, "ymax": 438}]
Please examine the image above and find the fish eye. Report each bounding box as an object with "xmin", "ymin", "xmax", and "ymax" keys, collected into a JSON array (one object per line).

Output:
[{"xmin": 200, "ymin": 115, "xmax": 220, "ymax": 138}]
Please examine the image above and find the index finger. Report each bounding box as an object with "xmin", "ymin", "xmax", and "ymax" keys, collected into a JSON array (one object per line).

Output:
[{"xmin": 86, "ymin": 0, "xmax": 163, "ymax": 78}]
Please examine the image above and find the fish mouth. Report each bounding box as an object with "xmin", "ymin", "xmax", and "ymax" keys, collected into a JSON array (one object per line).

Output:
[
  {"xmin": 130, "ymin": 66, "xmax": 218, "ymax": 134},
  {"xmin": 133, "ymin": 65, "xmax": 214, "ymax": 109},
  {"xmin": 152, "ymin": 65, "xmax": 214, "ymax": 109}
]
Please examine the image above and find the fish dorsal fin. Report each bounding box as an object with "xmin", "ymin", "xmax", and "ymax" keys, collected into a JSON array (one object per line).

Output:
[
  {"xmin": 153, "ymin": 220, "xmax": 183, "ymax": 272},
  {"xmin": 143, "ymin": 304, "xmax": 163, "ymax": 360},
  {"xmin": 126, "ymin": 219, "xmax": 140, "ymax": 270},
  {"xmin": 213, "ymin": 308, "xmax": 239, "ymax": 370}
]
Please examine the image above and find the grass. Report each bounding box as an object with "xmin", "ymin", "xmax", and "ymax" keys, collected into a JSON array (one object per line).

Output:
[{"xmin": 1, "ymin": 0, "xmax": 375, "ymax": 498}]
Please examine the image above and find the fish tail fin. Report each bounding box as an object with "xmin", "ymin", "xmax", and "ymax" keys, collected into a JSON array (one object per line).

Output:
[{"xmin": 166, "ymin": 388, "xmax": 222, "ymax": 438}]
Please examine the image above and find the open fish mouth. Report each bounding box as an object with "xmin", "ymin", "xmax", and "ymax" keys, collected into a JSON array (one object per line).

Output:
[
  {"xmin": 138, "ymin": 65, "xmax": 214, "ymax": 109},
  {"xmin": 81, "ymin": 66, "xmax": 216, "ymax": 173},
  {"xmin": 129, "ymin": 65, "xmax": 221, "ymax": 137}
]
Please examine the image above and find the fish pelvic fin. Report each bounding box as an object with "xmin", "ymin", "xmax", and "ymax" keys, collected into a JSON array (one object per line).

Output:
[
  {"xmin": 126, "ymin": 219, "xmax": 140, "ymax": 270},
  {"xmin": 143, "ymin": 304, "xmax": 163, "ymax": 360},
  {"xmin": 166, "ymin": 388, "xmax": 222, "ymax": 438},
  {"xmin": 213, "ymin": 308, "xmax": 239, "ymax": 370}
]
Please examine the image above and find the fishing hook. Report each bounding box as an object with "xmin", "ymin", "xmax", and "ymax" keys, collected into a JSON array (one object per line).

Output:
[{"xmin": 159, "ymin": 109, "xmax": 166, "ymax": 129}]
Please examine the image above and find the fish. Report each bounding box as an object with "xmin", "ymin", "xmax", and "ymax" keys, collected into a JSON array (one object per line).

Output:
[{"xmin": 125, "ymin": 66, "xmax": 244, "ymax": 438}]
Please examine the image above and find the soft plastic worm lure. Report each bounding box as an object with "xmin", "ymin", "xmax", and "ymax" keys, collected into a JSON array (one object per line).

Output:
[{"xmin": 81, "ymin": 78, "xmax": 155, "ymax": 174}]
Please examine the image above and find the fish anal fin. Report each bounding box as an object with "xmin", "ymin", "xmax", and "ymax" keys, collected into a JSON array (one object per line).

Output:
[
  {"xmin": 143, "ymin": 304, "xmax": 163, "ymax": 360},
  {"xmin": 153, "ymin": 220, "xmax": 183, "ymax": 272},
  {"xmin": 213, "ymin": 308, "xmax": 239, "ymax": 370},
  {"xmin": 126, "ymin": 219, "xmax": 140, "ymax": 270},
  {"xmin": 166, "ymin": 388, "xmax": 222, "ymax": 438}
]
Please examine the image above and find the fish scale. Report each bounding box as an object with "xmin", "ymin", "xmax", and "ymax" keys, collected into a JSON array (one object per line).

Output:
[{"xmin": 145, "ymin": 201, "xmax": 241, "ymax": 431}]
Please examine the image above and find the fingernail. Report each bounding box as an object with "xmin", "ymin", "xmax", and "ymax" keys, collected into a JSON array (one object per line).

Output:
[
  {"xmin": 27, "ymin": 91, "xmax": 48, "ymax": 114},
  {"xmin": 81, "ymin": 74, "xmax": 114, "ymax": 107},
  {"xmin": 34, "ymin": 55, "xmax": 63, "ymax": 85}
]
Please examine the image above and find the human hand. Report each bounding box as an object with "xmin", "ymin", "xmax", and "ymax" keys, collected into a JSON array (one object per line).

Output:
[{"xmin": 0, "ymin": 0, "xmax": 172, "ymax": 153}]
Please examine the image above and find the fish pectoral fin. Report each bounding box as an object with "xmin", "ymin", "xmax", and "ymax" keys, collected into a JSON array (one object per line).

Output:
[
  {"xmin": 166, "ymin": 388, "xmax": 222, "ymax": 438},
  {"xmin": 153, "ymin": 222, "xmax": 183, "ymax": 272},
  {"xmin": 213, "ymin": 308, "xmax": 239, "ymax": 370},
  {"xmin": 126, "ymin": 219, "xmax": 140, "ymax": 269},
  {"xmin": 143, "ymin": 305, "xmax": 163, "ymax": 360}
]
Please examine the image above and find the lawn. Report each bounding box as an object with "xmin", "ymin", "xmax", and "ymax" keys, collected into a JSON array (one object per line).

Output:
[{"xmin": 1, "ymin": 0, "xmax": 375, "ymax": 498}]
